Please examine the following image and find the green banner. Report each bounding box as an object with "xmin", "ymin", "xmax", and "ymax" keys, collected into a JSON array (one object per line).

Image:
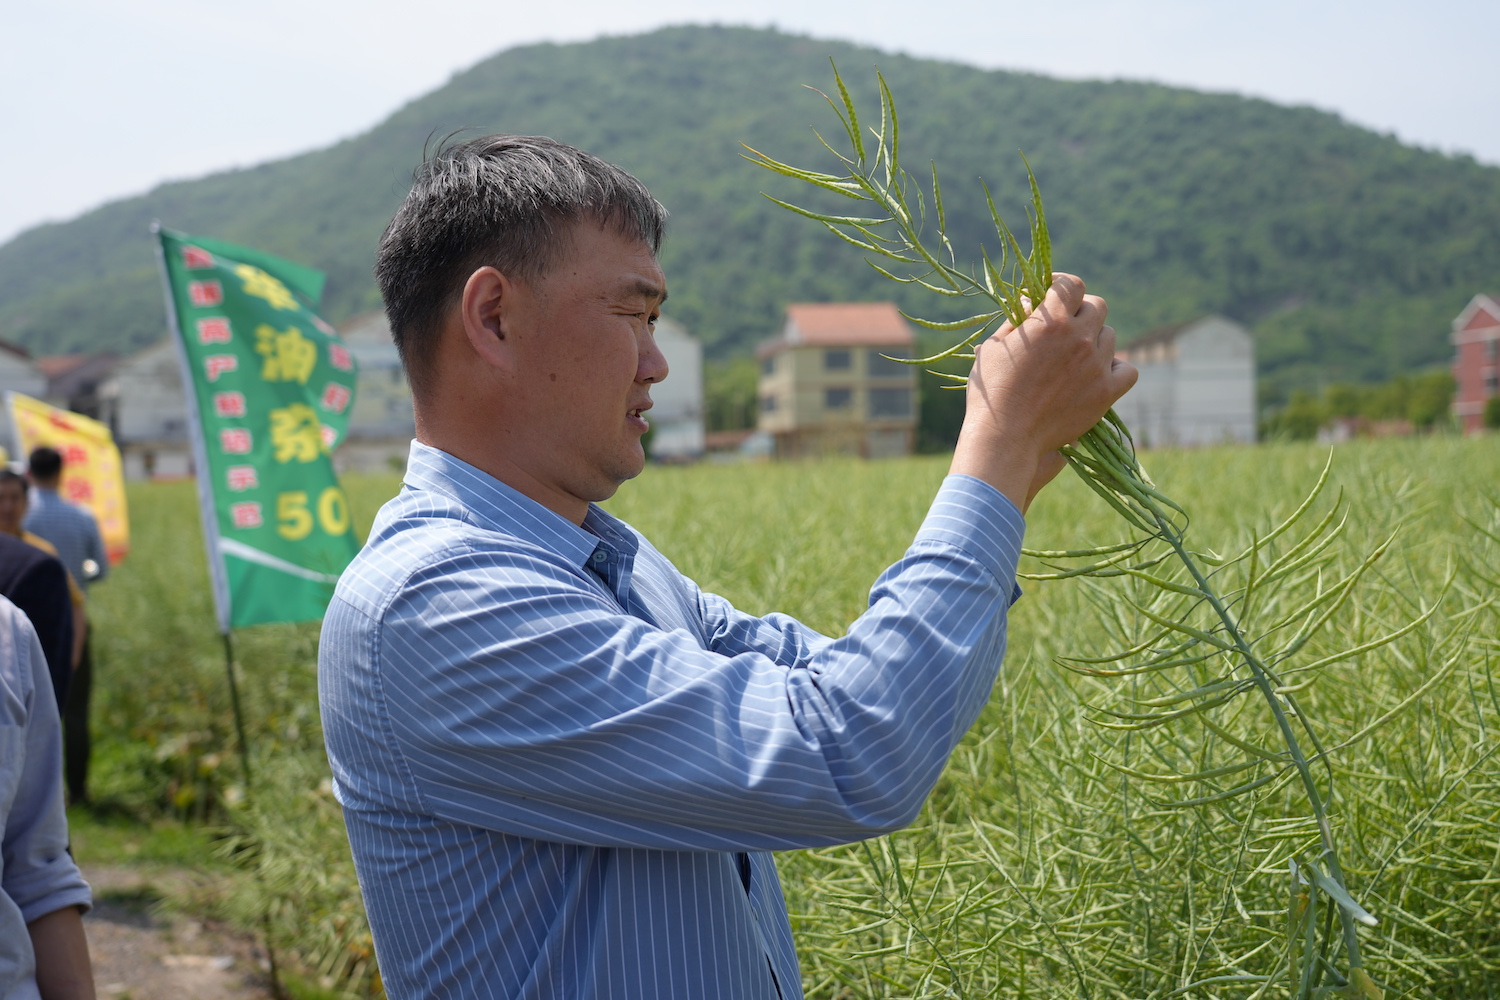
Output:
[{"xmin": 155, "ymin": 226, "xmax": 360, "ymax": 630}]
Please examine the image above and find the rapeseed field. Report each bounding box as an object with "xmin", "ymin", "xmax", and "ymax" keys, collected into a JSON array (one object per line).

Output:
[{"xmin": 83, "ymin": 437, "xmax": 1499, "ymax": 998}]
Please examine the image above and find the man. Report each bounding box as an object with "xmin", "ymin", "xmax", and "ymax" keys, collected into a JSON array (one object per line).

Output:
[
  {"xmin": 319, "ymin": 135, "xmax": 1135, "ymax": 1000},
  {"xmin": 0, "ymin": 594, "xmax": 96, "ymax": 1000},
  {"xmin": 0, "ymin": 471, "xmax": 87, "ymax": 676},
  {"xmin": 24, "ymin": 448, "xmax": 108, "ymax": 806}
]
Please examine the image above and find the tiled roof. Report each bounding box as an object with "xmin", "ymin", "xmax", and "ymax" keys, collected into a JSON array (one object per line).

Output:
[
  {"xmin": 35, "ymin": 354, "xmax": 94, "ymax": 379},
  {"xmin": 1119, "ymin": 315, "xmax": 1256, "ymax": 354},
  {"xmin": 36, "ymin": 353, "xmax": 119, "ymax": 395},
  {"xmin": 1121, "ymin": 320, "xmax": 1193, "ymax": 352},
  {"xmin": 783, "ymin": 302, "xmax": 913, "ymax": 347},
  {"xmin": 1455, "ymin": 294, "xmax": 1500, "ymax": 333}
]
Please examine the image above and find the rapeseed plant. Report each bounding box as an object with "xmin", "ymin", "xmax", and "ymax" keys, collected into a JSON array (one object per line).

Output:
[{"xmin": 747, "ymin": 65, "xmax": 1438, "ymax": 999}]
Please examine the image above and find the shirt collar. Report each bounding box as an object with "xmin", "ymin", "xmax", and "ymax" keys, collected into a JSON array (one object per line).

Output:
[{"xmin": 402, "ymin": 440, "xmax": 639, "ymax": 576}]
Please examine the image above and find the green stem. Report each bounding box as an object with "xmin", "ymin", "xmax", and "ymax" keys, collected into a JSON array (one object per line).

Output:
[
  {"xmin": 1145, "ymin": 492, "xmax": 1367, "ymax": 981},
  {"xmin": 1068, "ymin": 434, "xmax": 1368, "ymax": 984}
]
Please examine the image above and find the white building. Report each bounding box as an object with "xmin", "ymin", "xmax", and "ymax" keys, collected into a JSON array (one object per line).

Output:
[
  {"xmin": 1113, "ymin": 315, "xmax": 1256, "ymax": 447},
  {"xmin": 0, "ymin": 340, "xmax": 48, "ymax": 458},
  {"xmin": 648, "ymin": 316, "xmax": 705, "ymax": 461},
  {"xmin": 98, "ymin": 339, "xmax": 194, "ymax": 479},
  {"xmin": 333, "ymin": 311, "xmax": 415, "ymax": 473}
]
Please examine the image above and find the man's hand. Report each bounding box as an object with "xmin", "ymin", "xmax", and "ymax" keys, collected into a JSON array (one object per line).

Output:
[{"xmin": 950, "ymin": 274, "xmax": 1137, "ymax": 513}]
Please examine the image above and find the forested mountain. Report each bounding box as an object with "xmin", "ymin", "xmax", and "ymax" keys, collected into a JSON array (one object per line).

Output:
[{"xmin": 2, "ymin": 25, "xmax": 1497, "ymax": 399}]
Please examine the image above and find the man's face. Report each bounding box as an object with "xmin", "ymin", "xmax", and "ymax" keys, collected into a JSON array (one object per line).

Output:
[
  {"xmin": 0, "ymin": 480, "xmax": 27, "ymax": 535},
  {"xmin": 500, "ymin": 221, "xmax": 669, "ymax": 510}
]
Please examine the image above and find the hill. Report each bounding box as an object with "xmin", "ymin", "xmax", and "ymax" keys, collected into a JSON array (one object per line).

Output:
[{"xmin": 2, "ymin": 25, "xmax": 1498, "ymax": 399}]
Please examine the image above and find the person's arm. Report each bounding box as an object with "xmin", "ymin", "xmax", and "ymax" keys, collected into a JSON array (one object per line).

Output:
[
  {"xmin": 683, "ymin": 272, "xmax": 1123, "ymax": 669},
  {"xmin": 1, "ymin": 608, "xmax": 94, "ymax": 996},
  {"xmin": 81, "ymin": 515, "xmax": 107, "ymax": 584},
  {"xmin": 64, "ymin": 572, "xmax": 86, "ymax": 670},
  {"xmin": 8, "ymin": 558, "xmax": 75, "ymax": 707},
  {"xmin": 338, "ymin": 471, "xmax": 1024, "ymax": 853},
  {"xmin": 28, "ymin": 906, "xmax": 95, "ymax": 1000},
  {"xmin": 69, "ymin": 605, "xmax": 86, "ymax": 671}
]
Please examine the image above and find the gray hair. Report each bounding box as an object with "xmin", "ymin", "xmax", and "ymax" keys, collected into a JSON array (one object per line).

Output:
[{"xmin": 375, "ymin": 134, "xmax": 668, "ymax": 395}]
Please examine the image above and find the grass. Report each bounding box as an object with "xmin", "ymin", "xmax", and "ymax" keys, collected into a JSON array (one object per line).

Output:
[
  {"xmin": 78, "ymin": 435, "xmax": 1500, "ymax": 998},
  {"xmin": 66, "ymin": 806, "xmax": 228, "ymax": 868}
]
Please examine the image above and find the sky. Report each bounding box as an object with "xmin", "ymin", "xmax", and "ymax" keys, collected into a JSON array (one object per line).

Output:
[{"xmin": 2, "ymin": 0, "xmax": 1496, "ymax": 246}]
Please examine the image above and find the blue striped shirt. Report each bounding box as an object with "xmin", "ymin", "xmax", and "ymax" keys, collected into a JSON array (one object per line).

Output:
[
  {"xmin": 0, "ymin": 595, "xmax": 92, "ymax": 999},
  {"xmin": 319, "ymin": 442, "xmax": 1026, "ymax": 1000}
]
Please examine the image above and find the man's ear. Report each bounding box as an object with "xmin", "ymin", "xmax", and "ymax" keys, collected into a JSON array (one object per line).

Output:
[{"xmin": 459, "ymin": 266, "xmax": 518, "ymax": 369}]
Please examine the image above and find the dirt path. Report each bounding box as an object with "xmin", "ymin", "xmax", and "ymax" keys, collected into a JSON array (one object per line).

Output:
[{"xmin": 81, "ymin": 865, "xmax": 277, "ymax": 1000}]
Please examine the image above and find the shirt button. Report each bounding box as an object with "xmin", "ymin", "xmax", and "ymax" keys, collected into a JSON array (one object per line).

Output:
[{"xmin": 591, "ymin": 549, "xmax": 609, "ymax": 565}]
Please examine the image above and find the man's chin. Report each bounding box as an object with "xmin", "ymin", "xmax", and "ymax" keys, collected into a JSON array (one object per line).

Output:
[
  {"xmin": 578, "ymin": 453, "xmax": 646, "ymax": 504},
  {"xmin": 615, "ymin": 451, "xmax": 647, "ymax": 486}
]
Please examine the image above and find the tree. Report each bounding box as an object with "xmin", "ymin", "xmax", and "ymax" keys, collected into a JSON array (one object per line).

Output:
[
  {"xmin": 1407, "ymin": 372, "xmax": 1456, "ymax": 429},
  {"xmin": 1484, "ymin": 395, "xmax": 1500, "ymax": 431},
  {"xmin": 705, "ymin": 357, "xmax": 761, "ymax": 432},
  {"xmin": 1267, "ymin": 390, "xmax": 1326, "ymax": 440}
]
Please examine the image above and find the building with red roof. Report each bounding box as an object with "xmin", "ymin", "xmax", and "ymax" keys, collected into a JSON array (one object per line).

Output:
[
  {"xmin": 755, "ymin": 302, "xmax": 917, "ymax": 459},
  {"xmin": 36, "ymin": 353, "xmax": 118, "ymax": 422}
]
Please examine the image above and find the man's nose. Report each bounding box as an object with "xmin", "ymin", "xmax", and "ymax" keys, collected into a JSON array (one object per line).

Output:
[{"xmin": 639, "ymin": 333, "xmax": 669, "ymax": 384}]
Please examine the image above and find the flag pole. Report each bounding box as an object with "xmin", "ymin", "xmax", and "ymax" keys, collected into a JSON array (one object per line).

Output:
[
  {"xmin": 220, "ymin": 632, "xmax": 253, "ymax": 788},
  {"xmin": 221, "ymin": 630, "xmax": 284, "ymax": 998},
  {"xmin": 4, "ymin": 391, "xmax": 20, "ymax": 464}
]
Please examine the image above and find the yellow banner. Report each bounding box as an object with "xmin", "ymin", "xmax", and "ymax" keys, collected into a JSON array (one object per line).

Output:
[{"xmin": 7, "ymin": 392, "xmax": 130, "ymax": 565}]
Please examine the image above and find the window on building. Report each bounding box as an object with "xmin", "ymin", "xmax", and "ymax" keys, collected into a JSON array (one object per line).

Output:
[
  {"xmin": 824, "ymin": 387, "xmax": 853, "ymax": 409},
  {"xmin": 824, "ymin": 349, "xmax": 852, "ymax": 370},
  {"xmin": 869, "ymin": 388, "xmax": 912, "ymax": 418},
  {"xmin": 1487, "ymin": 338, "xmax": 1499, "ymax": 362},
  {"xmin": 867, "ymin": 350, "xmax": 908, "ymax": 377},
  {"xmin": 1486, "ymin": 373, "xmax": 1499, "ymax": 396},
  {"xmin": 761, "ymin": 356, "xmax": 776, "ymax": 376},
  {"xmin": 760, "ymin": 395, "xmax": 778, "ymax": 413}
]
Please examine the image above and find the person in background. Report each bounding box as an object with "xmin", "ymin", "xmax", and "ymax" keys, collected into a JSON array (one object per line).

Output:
[
  {"xmin": 24, "ymin": 448, "xmax": 108, "ymax": 806},
  {"xmin": 0, "ymin": 593, "xmax": 95, "ymax": 999},
  {"xmin": 0, "ymin": 471, "xmax": 87, "ymax": 673},
  {"xmin": 0, "ymin": 531, "xmax": 74, "ymax": 713}
]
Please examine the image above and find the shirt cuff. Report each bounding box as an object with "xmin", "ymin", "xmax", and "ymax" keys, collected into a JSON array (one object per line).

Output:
[
  {"xmin": 11, "ymin": 855, "xmax": 92, "ymax": 924},
  {"xmin": 914, "ymin": 474, "xmax": 1026, "ymax": 593}
]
